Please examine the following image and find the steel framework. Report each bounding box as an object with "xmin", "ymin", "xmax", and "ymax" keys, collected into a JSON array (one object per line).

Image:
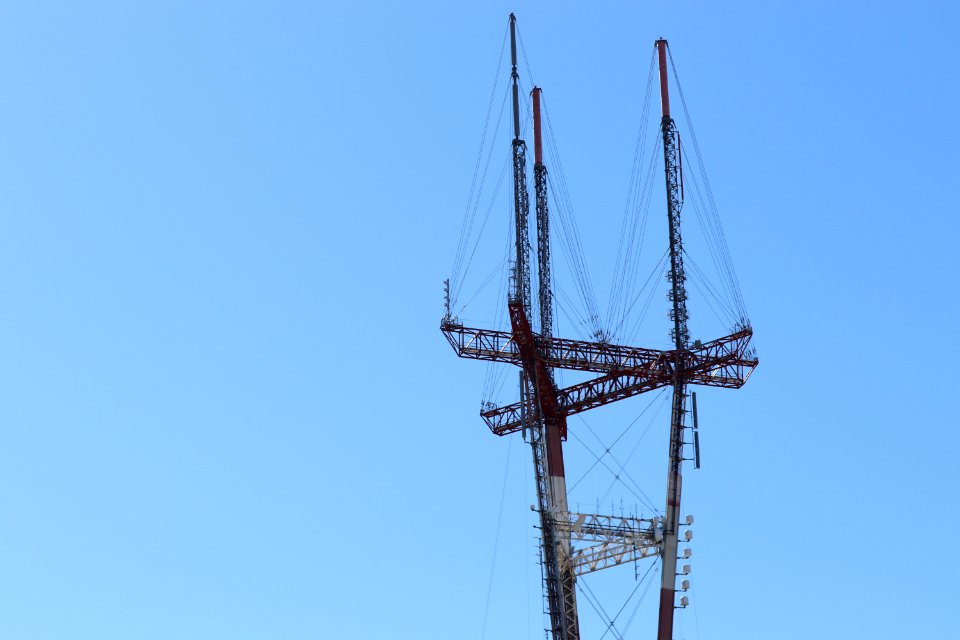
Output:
[{"xmin": 440, "ymin": 19, "xmax": 757, "ymax": 640}]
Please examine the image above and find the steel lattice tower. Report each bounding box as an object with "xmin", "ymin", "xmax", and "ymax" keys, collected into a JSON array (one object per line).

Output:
[{"xmin": 441, "ymin": 17, "xmax": 757, "ymax": 640}]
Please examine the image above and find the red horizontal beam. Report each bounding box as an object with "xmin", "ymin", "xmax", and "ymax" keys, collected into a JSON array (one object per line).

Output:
[
  {"xmin": 482, "ymin": 354, "xmax": 758, "ymax": 435},
  {"xmin": 441, "ymin": 320, "xmax": 753, "ymax": 377},
  {"xmin": 442, "ymin": 316, "xmax": 757, "ymax": 436}
]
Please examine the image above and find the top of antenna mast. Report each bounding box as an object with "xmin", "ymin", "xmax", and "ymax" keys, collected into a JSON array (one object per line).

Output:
[
  {"xmin": 509, "ymin": 14, "xmax": 521, "ymax": 140},
  {"xmin": 656, "ymin": 39, "xmax": 671, "ymax": 118}
]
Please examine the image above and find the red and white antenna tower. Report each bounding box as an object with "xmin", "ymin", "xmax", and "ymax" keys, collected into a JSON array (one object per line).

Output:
[{"xmin": 441, "ymin": 15, "xmax": 758, "ymax": 640}]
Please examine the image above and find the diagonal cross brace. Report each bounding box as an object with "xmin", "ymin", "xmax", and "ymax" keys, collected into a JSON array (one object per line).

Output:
[{"xmin": 571, "ymin": 540, "xmax": 661, "ymax": 576}]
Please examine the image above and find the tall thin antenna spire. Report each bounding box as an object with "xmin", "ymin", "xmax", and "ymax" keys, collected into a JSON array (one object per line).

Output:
[
  {"xmin": 508, "ymin": 13, "xmax": 531, "ymax": 317},
  {"xmin": 532, "ymin": 87, "xmax": 552, "ymax": 340},
  {"xmin": 507, "ymin": 14, "xmax": 573, "ymax": 639},
  {"xmin": 656, "ymin": 37, "xmax": 691, "ymax": 640},
  {"xmin": 532, "ymin": 83, "xmax": 578, "ymax": 637},
  {"xmin": 510, "ymin": 14, "xmax": 521, "ymax": 141}
]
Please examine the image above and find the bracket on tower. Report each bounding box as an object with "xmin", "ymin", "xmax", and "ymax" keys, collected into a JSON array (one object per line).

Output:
[{"xmin": 692, "ymin": 391, "xmax": 700, "ymax": 469}]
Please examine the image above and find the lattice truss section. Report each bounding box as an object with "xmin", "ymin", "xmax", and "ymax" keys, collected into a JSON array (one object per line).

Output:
[
  {"xmin": 441, "ymin": 319, "xmax": 757, "ymax": 435},
  {"xmin": 553, "ymin": 512, "xmax": 660, "ymax": 577}
]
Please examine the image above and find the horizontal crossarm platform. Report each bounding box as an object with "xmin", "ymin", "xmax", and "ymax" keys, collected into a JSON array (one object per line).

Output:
[
  {"xmin": 550, "ymin": 512, "xmax": 660, "ymax": 577},
  {"xmin": 441, "ymin": 320, "xmax": 755, "ymax": 378},
  {"xmin": 555, "ymin": 512, "xmax": 658, "ymax": 544},
  {"xmin": 441, "ymin": 322, "xmax": 521, "ymax": 365},
  {"xmin": 442, "ymin": 314, "xmax": 757, "ymax": 435},
  {"xmin": 483, "ymin": 371, "xmax": 674, "ymax": 435},
  {"xmin": 480, "ymin": 329, "xmax": 758, "ymax": 435},
  {"xmin": 441, "ymin": 319, "xmax": 669, "ymax": 374},
  {"xmin": 571, "ymin": 540, "xmax": 660, "ymax": 576}
]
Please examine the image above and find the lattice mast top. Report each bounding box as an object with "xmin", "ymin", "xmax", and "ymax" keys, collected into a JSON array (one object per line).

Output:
[
  {"xmin": 532, "ymin": 87, "xmax": 553, "ymax": 343},
  {"xmin": 509, "ymin": 14, "xmax": 532, "ymax": 318}
]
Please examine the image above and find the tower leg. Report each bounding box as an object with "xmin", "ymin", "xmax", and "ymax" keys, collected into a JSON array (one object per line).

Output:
[
  {"xmin": 545, "ymin": 417, "xmax": 578, "ymax": 639},
  {"xmin": 657, "ymin": 381, "xmax": 686, "ymax": 640}
]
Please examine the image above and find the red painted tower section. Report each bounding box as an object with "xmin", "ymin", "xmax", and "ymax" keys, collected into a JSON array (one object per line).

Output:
[
  {"xmin": 532, "ymin": 87, "xmax": 545, "ymax": 165},
  {"xmin": 657, "ymin": 40, "xmax": 671, "ymax": 118},
  {"xmin": 655, "ymin": 38, "xmax": 688, "ymax": 640}
]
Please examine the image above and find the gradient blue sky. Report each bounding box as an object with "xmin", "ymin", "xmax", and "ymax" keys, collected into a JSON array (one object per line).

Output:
[{"xmin": 1, "ymin": 2, "xmax": 958, "ymax": 639}]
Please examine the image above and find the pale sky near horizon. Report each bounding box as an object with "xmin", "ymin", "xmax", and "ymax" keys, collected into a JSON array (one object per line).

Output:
[{"xmin": 1, "ymin": 2, "xmax": 958, "ymax": 639}]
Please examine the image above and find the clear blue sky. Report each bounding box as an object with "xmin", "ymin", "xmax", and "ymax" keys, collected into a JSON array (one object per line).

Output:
[{"xmin": 1, "ymin": 2, "xmax": 958, "ymax": 639}]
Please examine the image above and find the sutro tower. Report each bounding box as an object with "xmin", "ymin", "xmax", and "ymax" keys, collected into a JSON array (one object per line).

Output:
[{"xmin": 441, "ymin": 15, "xmax": 757, "ymax": 640}]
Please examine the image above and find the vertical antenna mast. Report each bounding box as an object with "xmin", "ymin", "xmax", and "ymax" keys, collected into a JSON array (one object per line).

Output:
[
  {"xmin": 532, "ymin": 87, "xmax": 553, "ymax": 341},
  {"xmin": 532, "ymin": 85, "xmax": 579, "ymax": 638},
  {"xmin": 509, "ymin": 14, "xmax": 532, "ymax": 316},
  {"xmin": 508, "ymin": 14, "xmax": 575, "ymax": 640},
  {"xmin": 656, "ymin": 38, "xmax": 691, "ymax": 640}
]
